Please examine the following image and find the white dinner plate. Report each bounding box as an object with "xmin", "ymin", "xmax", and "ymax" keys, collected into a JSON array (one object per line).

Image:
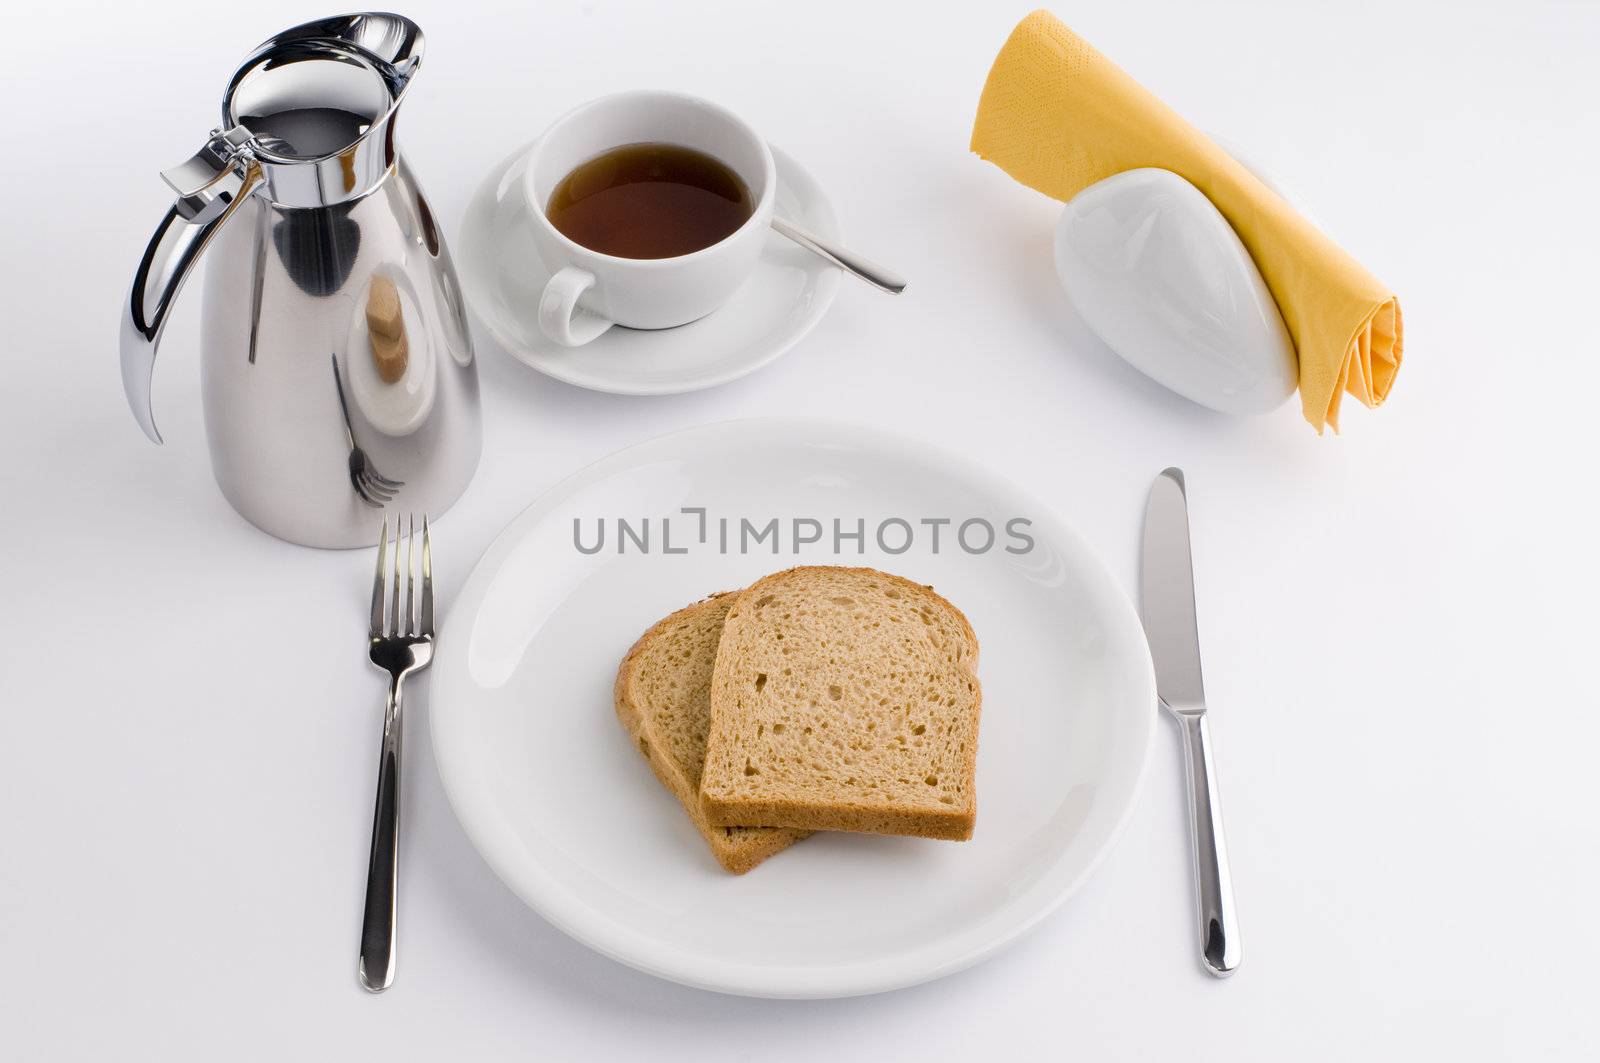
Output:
[
  {"xmin": 430, "ymin": 418, "xmax": 1156, "ymax": 997},
  {"xmin": 457, "ymin": 144, "xmax": 841, "ymax": 394}
]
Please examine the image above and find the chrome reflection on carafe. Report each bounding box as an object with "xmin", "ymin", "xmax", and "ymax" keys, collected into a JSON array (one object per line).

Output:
[{"xmin": 120, "ymin": 13, "xmax": 481, "ymax": 548}]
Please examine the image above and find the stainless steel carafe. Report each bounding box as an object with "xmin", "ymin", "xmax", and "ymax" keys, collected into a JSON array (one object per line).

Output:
[{"xmin": 120, "ymin": 13, "xmax": 481, "ymax": 548}]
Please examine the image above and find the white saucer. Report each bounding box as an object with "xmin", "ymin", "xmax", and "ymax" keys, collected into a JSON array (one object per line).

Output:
[
  {"xmin": 458, "ymin": 144, "xmax": 842, "ymax": 394},
  {"xmin": 429, "ymin": 418, "xmax": 1157, "ymax": 998}
]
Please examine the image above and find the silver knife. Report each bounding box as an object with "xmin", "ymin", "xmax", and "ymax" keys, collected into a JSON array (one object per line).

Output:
[{"xmin": 1140, "ymin": 468, "xmax": 1241, "ymax": 977}]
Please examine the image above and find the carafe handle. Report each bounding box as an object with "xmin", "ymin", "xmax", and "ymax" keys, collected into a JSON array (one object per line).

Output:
[{"xmin": 120, "ymin": 126, "xmax": 261, "ymax": 442}]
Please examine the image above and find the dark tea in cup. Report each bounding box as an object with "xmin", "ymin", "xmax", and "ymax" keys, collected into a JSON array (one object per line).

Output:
[{"xmin": 545, "ymin": 142, "xmax": 754, "ymax": 260}]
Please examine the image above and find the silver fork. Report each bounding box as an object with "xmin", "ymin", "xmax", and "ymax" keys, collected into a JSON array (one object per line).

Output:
[
  {"xmin": 332, "ymin": 353, "xmax": 404, "ymax": 507},
  {"xmin": 359, "ymin": 514, "xmax": 434, "ymax": 993}
]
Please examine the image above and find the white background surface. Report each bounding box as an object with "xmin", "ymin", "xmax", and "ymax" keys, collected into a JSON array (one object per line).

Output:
[{"xmin": 2, "ymin": 0, "xmax": 1596, "ymax": 1058}]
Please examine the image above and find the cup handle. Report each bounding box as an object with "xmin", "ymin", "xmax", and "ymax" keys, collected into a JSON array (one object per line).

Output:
[{"xmin": 538, "ymin": 266, "xmax": 612, "ymax": 347}]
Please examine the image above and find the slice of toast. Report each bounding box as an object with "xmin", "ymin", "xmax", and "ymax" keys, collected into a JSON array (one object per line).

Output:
[
  {"xmin": 614, "ymin": 594, "xmax": 809, "ymax": 873},
  {"xmin": 700, "ymin": 567, "xmax": 981, "ymax": 840}
]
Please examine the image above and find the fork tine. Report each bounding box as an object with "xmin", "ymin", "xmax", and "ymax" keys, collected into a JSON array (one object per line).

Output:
[
  {"xmin": 390, "ymin": 517, "xmax": 401, "ymax": 637},
  {"xmin": 405, "ymin": 514, "xmax": 416, "ymax": 636},
  {"xmin": 421, "ymin": 515, "xmax": 434, "ymax": 635},
  {"xmin": 363, "ymin": 467, "xmax": 397, "ymax": 496},
  {"xmin": 355, "ymin": 475, "xmax": 387, "ymax": 507},
  {"xmin": 361, "ymin": 474, "xmax": 396, "ymax": 504},
  {"xmin": 369, "ymin": 515, "xmax": 388, "ymax": 638},
  {"xmin": 370, "ymin": 469, "xmax": 405, "ymax": 490}
]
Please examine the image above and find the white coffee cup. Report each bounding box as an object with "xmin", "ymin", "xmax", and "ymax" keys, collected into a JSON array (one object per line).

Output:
[{"xmin": 523, "ymin": 91, "xmax": 777, "ymax": 347}]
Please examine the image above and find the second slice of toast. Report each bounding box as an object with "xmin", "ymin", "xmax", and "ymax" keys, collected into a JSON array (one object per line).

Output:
[{"xmin": 614, "ymin": 594, "xmax": 809, "ymax": 873}]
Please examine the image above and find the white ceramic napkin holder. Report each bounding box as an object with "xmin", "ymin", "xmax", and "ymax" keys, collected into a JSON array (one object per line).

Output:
[{"xmin": 1053, "ymin": 167, "xmax": 1296, "ymax": 415}]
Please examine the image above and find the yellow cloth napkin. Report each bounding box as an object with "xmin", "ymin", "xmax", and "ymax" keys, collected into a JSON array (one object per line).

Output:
[{"xmin": 971, "ymin": 10, "xmax": 1402, "ymax": 432}]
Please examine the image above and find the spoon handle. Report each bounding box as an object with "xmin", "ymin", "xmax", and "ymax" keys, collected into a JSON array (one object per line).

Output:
[{"xmin": 771, "ymin": 216, "xmax": 906, "ymax": 294}]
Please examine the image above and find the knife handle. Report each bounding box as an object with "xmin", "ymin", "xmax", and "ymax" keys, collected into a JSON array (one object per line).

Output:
[{"xmin": 1178, "ymin": 712, "xmax": 1241, "ymax": 977}]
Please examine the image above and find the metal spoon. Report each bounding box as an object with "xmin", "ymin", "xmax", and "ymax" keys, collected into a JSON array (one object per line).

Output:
[{"xmin": 772, "ymin": 216, "xmax": 906, "ymax": 294}]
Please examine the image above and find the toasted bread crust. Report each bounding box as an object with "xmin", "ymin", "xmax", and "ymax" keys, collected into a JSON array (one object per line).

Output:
[{"xmin": 614, "ymin": 593, "xmax": 808, "ymax": 873}]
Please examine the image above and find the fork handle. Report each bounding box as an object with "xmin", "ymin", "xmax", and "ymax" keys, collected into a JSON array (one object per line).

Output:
[{"xmin": 359, "ymin": 674, "xmax": 404, "ymax": 992}]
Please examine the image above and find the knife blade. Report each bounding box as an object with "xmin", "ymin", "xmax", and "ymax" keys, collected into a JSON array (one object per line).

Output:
[
  {"xmin": 1140, "ymin": 467, "xmax": 1241, "ymax": 977},
  {"xmin": 1142, "ymin": 468, "xmax": 1206, "ymax": 712}
]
